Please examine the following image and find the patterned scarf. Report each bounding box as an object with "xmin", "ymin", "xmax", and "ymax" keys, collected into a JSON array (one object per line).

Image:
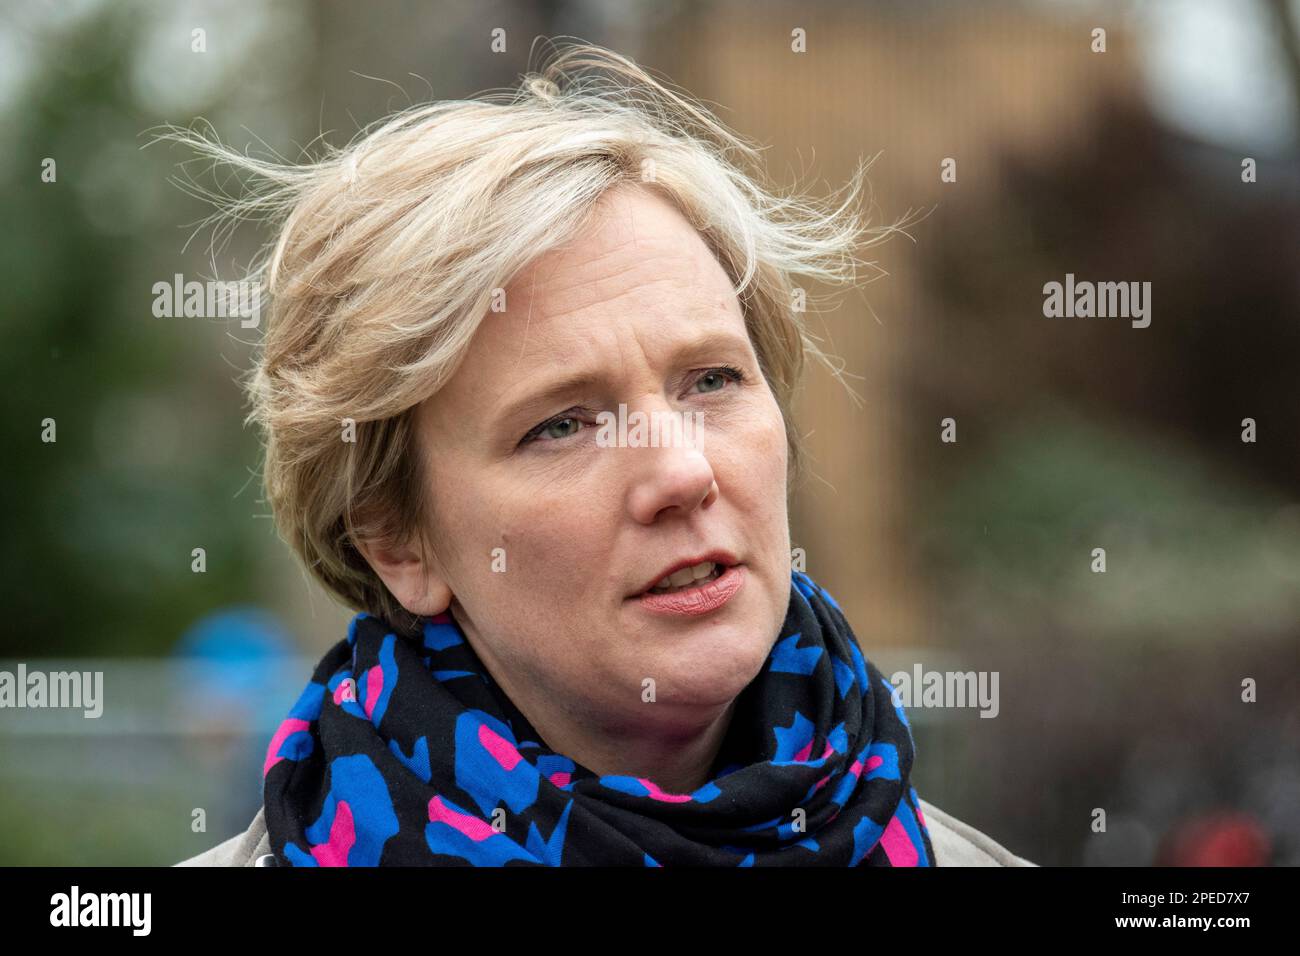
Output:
[{"xmin": 261, "ymin": 570, "xmax": 935, "ymax": 866}]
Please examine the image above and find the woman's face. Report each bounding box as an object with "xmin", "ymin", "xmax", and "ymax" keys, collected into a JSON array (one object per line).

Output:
[{"xmin": 404, "ymin": 184, "xmax": 791, "ymax": 742}]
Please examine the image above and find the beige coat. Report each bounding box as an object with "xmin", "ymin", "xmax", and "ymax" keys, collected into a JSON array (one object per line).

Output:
[{"xmin": 175, "ymin": 799, "xmax": 1035, "ymax": 867}]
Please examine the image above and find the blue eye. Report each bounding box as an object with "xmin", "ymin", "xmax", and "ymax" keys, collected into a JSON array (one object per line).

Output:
[
  {"xmin": 522, "ymin": 416, "xmax": 583, "ymax": 444},
  {"xmin": 696, "ymin": 365, "xmax": 745, "ymax": 393},
  {"xmin": 517, "ymin": 365, "xmax": 748, "ymax": 448}
]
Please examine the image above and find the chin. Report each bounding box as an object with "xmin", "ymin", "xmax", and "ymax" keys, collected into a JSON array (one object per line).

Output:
[{"xmin": 648, "ymin": 632, "xmax": 772, "ymax": 705}]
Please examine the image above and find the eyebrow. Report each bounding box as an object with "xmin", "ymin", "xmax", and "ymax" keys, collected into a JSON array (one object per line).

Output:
[{"xmin": 491, "ymin": 329, "xmax": 753, "ymax": 434}]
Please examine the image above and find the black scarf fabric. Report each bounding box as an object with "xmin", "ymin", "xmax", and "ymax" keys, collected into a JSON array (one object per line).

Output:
[{"xmin": 261, "ymin": 570, "xmax": 935, "ymax": 866}]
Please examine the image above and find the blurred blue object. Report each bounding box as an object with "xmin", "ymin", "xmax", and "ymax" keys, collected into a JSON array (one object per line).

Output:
[
  {"xmin": 173, "ymin": 605, "xmax": 295, "ymax": 664},
  {"xmin": 170, "ymin": 606, "xmax": 306, "ymax": 732}
]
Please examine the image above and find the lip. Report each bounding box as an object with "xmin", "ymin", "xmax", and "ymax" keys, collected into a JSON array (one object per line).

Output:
[
  {"xmin": 631, "ymin": 550, "xmax": 740, "ymax": 598},
  {"xmin": 635, "ymin": 563, "xmax": 746, "ymax": 617}
]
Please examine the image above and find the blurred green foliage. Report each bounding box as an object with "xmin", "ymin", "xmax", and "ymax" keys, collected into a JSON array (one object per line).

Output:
[
  {"xmin": 919, "ymin": 404, "xmax": 1300, "ymax": 642},
  {"xmin": 1, "ymin": 9, "xmax": 271, "ymax": 657}
]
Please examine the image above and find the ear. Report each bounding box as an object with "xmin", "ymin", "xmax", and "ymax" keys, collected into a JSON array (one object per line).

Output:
[{"xmin": 353, "ymin": 531, "xmax": 452, "ymax": 618}]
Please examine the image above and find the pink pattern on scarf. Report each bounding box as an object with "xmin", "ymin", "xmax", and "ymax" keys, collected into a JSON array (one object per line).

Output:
[
  {"xmin": 794, "ymin": 738, "xmax": 837, "ymax": 762},
  {"xmin": 637, "ymin": 779, "xmax": 693, "ymax": 802},
  {"xmin": 362, "ymin": 666, "xmax": 383, "ymax": 720},
  {"xmin": 428, "ymin": 795, "xmax": 498, "ymax": 841},
  {"xmin": 478, "ymin": 723, "xmax": 523, "ymax": 770},
  {"xmin": 263, "ymin": 717, "xmax": 311, "ymax": 776},
  {"xmin": 310, "ymin": 800, "xmax": 356, "ymax": 867},
  {"xmin": 879, "ymin": 813, "xmax": 919, "ymax": 866}
]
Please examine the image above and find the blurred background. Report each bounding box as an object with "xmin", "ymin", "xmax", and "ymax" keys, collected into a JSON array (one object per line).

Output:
[{"xmin": 1, "ymin": 0, "xmax": 1296, "ymax": 866}]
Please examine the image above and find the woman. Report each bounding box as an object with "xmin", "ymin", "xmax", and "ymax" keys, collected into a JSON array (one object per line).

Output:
[{"xmin": 174, "ymin": 42, "xmax": 1033, "ymax": 867}]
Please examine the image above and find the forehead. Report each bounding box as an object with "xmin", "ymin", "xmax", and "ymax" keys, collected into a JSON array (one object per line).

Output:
[
  {"xmin": 463, "ymin": 186, "xmax": 744, "ymax": 374},
  {"xmin": 415, "ymin": 187, "xmax": 753, "ymax": 450},
  {"xmin": 512, "ymin": 186, "xmax": 736, "ymax": 326}
]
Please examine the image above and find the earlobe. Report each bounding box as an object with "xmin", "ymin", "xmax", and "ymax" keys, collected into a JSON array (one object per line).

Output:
[
  {"xmin": 394, "ymin": 573, "xmax": 454, "ymax": 618},
  {"xmin": 406, "ymin": 580, "xmax": 454, "ymax": 618},
  {"xmin": 353, "ymin": 535, "xmax": 453, "ymax": 618}
]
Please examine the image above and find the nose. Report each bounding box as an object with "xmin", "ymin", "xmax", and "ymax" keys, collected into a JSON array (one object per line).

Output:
[{"xmin": 624, "ymin": 407, "xmax": 719, "ymax": 524}]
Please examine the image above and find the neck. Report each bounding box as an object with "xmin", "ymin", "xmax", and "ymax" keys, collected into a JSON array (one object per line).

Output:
[
  {"xmin": 460, "ymin": 632, "xmax": 735, "ymax": 795},
  {"xmin": 532, "ymin": 697, "xmax": 738, "ymax": 795}
]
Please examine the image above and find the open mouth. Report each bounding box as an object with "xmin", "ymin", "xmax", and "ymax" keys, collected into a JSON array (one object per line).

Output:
[
  {"xmin": 644, "ymin": 560, "xmax": 726, "ymax": 595},
  {"xmin": 633, "ymin": 560, "xmax": 746, "ymax": 617}
]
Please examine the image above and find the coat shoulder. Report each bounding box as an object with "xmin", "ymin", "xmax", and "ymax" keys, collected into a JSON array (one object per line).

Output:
[
  {"xmin": 169, "ymin": 800, "xmax": 1035, "ymax": 867},
  {"xmin": 918, "ymin": 799, "xmax": 1036, "ymax": 867},
  {"xmin": 173, "ymin": 807, "xmax": 270, "ymax": 867}
]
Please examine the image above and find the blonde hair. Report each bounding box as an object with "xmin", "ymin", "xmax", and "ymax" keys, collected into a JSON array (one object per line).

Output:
[{"xmin": 162, "ymin": 39, "xmax": 902, "ymax": 636}]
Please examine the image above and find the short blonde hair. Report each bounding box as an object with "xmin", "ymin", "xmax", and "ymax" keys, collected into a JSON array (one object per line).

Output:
[{"xmin": 166, "ymin": 40, "xmax": 897, "ymax": 636}]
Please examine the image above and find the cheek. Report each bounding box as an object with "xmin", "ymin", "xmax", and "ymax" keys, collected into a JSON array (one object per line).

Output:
[
  {"xmin": 464, "ymin": 471, "xmax": 613, "ymax": 591},
  {"xmin": 725, "ymin": 397, "xmax": 788, "ymax": 504},
  {"xmin": 733, "ymin": 402, "xmax": 791, "ymax": 562}
]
